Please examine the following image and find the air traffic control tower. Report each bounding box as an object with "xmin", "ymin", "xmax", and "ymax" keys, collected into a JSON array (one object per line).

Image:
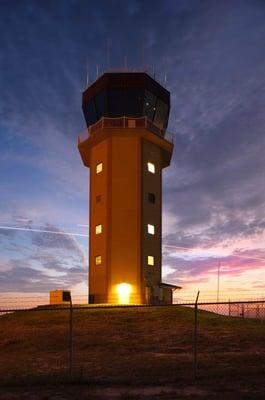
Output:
[{"xmin": 78, "ymin": 72, "xmax": 179, "ymax": 305}]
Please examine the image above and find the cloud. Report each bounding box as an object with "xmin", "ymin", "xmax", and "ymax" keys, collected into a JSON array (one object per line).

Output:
[
  {"xmin": 0, "ymin": 224, "xmax": 87, "ymax": 292},
  {"xmin": 163, "ymin": 248, "xmax": 265, "ymax": 288},
  {"xmin": 0, "ymin": 264, "xmax": 84, "ymax": 292},
  {"xmin": 31, "ymin": 224, "xmax": 85, "ymax": 254}
]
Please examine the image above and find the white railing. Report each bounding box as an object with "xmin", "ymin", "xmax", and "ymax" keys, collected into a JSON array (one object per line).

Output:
[{"xmin": 78, "ymin": 116, "xmax": 174, "ymax": 145}]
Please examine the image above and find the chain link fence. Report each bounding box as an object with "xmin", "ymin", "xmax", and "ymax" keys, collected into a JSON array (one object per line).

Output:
[{"xmin": 0, "ymin": 297, "xmax": 265, "ymax": 393}]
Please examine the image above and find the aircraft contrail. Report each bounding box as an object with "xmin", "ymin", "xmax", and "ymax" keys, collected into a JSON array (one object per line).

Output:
[
  {"xmin": 0, "ymin": 225, "xmax": 264, "ymax": 262},
  {"xmin": 0, "ymin": 225, "xmax": 87, "ymax": 237}
]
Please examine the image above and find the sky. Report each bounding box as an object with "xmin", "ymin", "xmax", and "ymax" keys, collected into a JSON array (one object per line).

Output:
[{"xmin": 0, "ymin": 0, "xmax": 265, "ymax": 303}]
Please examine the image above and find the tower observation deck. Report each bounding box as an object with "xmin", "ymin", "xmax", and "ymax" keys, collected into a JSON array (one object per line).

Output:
[{"xmin": 78, "ymin": 72, "xmax": 180, "ymax": 305}]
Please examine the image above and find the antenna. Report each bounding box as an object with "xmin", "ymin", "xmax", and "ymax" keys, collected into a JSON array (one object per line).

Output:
[
  {"xmin": 141, "ymin": 43, "xmax": 145, "ymax": 70},
  {"xmin": 86, "ymin": 59, "xmax": 89, "ymax": 87},
  {"xmin": 124, "ymin": 55, "xmax": 127, "ymax": 70},
  {"xmin": 106, "ymin": 38, "xmax": 111, "ymax": 70},
  {"xmin": 163, "ymin": 56, "xmax": 167, "ymax": 84},
  {"xmin": 96, "ymin": 65, "xmax": 99, "ymax": 78}
]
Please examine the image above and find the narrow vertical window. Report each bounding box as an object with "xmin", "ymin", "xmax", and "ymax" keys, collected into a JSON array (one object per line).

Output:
[
  {"xmin": 95, "ymin": 224, "xmax": 102, "ymax": 235},
  {"xmin": 95, "ymin": 255, "xmax": 102, "ymax": 265},
  {"xmin": 147, "ymin": 224, "xmax": 155, "ymax": 235},
  {"xmin": 147, "ymin": 162, "xmax": 155, "ymax": 174},
  {"xmin": 148, "ymin": 192, "xmax": 156, "ymax": 204},
  {"xmin": 96, "ymin": 162, "xmax": 103, "ymax": 174},
  {"xmin": 148, "ymin": 256, "xmax": 154, "ymax": 266}
]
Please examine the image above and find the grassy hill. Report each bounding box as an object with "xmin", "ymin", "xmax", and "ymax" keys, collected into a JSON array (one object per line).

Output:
[{"xmin": 0, "ymin": 306, "xmax": 265, "ymax": 399}]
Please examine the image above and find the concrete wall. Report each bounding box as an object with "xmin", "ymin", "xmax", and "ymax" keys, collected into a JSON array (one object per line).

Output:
[
  {"xmin": 141, "ymin": 139, "xmax": 162, "ymax": 302},
  {"xmin": 108, "ymin": 135, "xmax": 141, "ymax": 303},
  {"xmin": 89, "ymin": 139, "xmax": 110, "ymax": 303},
  {"xmin": 85, "ymin": 128, "xmax": 172, "ymax": 304}
]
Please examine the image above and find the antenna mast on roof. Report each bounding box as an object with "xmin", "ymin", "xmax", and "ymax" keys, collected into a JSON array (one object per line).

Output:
[
  {"xmin": 163, "ymin": 56, "xmax": 167, "ymax": 86},
  {"xmin": 141, "ymin": 43, "xmax": 145, "ymax": 71},
  {"xmin": 106, "ymin": 38, "xmax": 111, "ymax": 70},
  {"xmin": 86, "ymin": 59, "xmax": 90, "ymax": 86}
]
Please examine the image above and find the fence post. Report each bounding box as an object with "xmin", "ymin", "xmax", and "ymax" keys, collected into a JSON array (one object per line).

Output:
[
  {"xmin": 256, "ymin": 306, "xmax": 260, "ymax": 320},
  {"xmin": 228, "ymin": 299, "xmax": 231, "ymax": 316},
  {"xmin": 69, "ymin": 294, "xmax": 73, "ymax": 379},
  {"xmin": 194, "ymin": 291, "xmax": 200, "ymax": 379}
]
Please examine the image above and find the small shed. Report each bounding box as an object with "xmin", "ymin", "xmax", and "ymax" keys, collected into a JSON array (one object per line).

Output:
[
  {"xmin": 49, "ymin": 290, "xmax": 71, "ymax": 305},
  {"xmin": 160, "ymin": 283, "xmax": 182, "ymax": 305}
]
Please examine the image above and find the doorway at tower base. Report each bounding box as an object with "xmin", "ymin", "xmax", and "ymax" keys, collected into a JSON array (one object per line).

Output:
[{"xmin": 88, "ymin": 292, "xmax": 143, "ymax": 305}]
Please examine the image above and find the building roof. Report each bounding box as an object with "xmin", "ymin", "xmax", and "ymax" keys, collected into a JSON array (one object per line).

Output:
[
  {"xmin": 160, "ymin": 282, "xmax": 182, "ymax": 291},
  {"xmin": 83, "ymin": 71, "xmax": 170, "ymax": 104}
]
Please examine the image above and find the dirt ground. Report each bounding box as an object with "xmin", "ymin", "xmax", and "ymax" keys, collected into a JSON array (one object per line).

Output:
[
  {"xmin": 0, "ymin": 306, "xmax": 265, "ymax": 399},
  {"xmin": 1, "ymin": 383, "xmax": 265, "ymax": 400}
]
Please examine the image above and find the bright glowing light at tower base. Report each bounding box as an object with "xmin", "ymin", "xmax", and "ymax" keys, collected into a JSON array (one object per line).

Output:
[{"xmin": 116, "ymin": 283, "xmax": 132, "ymax": 304}]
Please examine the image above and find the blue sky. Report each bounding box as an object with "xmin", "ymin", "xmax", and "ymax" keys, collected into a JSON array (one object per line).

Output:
[{"xmin": 0, "ymin": 0, "xmax": 265, "ymax": 299}]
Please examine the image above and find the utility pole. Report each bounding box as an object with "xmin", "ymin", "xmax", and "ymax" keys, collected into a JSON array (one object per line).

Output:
[
  {"xmin": 194, "ymin": 290, "xmax": 200, "ymax": 379},
  {"xmin": 69, "ymin": 293, "xmax": 73, "ymax": 379},
  {"xmin": 217, "ymin": 260, "xmax": 221, "ymax": 313}
]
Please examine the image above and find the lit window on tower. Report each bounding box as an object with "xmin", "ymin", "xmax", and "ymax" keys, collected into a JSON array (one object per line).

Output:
[
  {"xmin": 95, "ymin": 255, "xmax": 102, "ymax": 265},
  {"xmin": 96, "ymin": 162, "xmax": 103, "ymax": 174},
  {"xmin": 147, "ymin": 162, "xmax": 155, "ymax": 174},
  {"xmin": 148, "ymin": 256, "xmax": 154, "ymax": 266},
  {"xmin": 147, "ymin": 224, "xmax": 155, "ymax": 235},
  {"xmin": 95, "ymin": 224, "xmax": 102, "ymax": 234}
]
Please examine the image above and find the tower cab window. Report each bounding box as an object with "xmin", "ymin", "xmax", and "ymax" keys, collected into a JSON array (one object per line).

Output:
[
  {"xmin": 147, "ymin": 162, "xmax": 155, "ymax": 174},
  {"xmin": 96, "ymin": 162, "xmax": 103, "ymax": 174}
]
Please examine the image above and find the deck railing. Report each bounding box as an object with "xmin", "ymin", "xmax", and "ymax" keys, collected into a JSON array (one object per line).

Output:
[{"xmin": 77, "ymin": 116, "xmax": 174, "ymax": 145}]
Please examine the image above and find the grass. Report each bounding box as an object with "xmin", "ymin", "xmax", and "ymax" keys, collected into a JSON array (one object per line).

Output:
[{"xmin": 0, "ymin": 306, "xmax": 265, "ymax": 399}]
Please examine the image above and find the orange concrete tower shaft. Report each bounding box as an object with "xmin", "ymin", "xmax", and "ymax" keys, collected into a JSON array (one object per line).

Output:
[{"xmin": 78, "ymin": 72, "xmax": 174, "ymax": 305}]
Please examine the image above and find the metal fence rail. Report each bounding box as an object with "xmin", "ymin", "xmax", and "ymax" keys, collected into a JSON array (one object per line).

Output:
[
  {"xmin": 1, "ymin": 299, "xmax": 265, "ymax": 316},
  {"xmin": 1, "ymin": 298, "xmax": 264, "ymax": 385}
]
